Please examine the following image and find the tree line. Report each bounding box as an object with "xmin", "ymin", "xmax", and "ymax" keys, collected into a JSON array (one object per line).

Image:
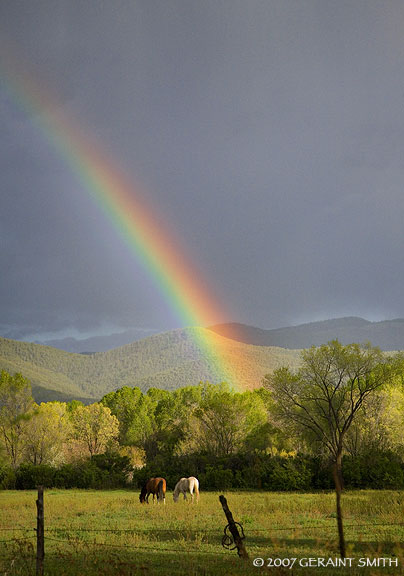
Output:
[{"xmin": 1, "ymin": 340, "xmax": 404, "ymax": 496}]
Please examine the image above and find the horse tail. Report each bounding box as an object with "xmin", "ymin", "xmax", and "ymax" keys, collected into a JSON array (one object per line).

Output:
[
  {"xmin": 193, "ymin": 478, "xmax": 200, "ymax": 502},
  {"xmin": 158, "ymin": 479, "xmax": 166, "ymax": 504}
]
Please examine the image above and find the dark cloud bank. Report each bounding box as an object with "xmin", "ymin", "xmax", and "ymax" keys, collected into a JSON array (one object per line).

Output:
[{"xmin": 1, "ymin": 1, "xmax": 404, "ymax": 342}]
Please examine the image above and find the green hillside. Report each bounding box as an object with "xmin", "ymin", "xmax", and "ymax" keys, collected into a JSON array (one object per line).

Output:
[{"xmin": 0, "ymin": 328, "xmax": 301, "ymax": 402}]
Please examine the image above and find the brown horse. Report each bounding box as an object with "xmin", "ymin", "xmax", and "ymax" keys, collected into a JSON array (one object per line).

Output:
[{"xmin": 139, "ymin": 477, "xmax": 166, "ymax": 504}]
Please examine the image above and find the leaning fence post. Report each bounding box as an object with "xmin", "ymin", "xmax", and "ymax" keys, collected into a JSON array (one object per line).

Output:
[
  {"xmin": 36, "ymin": 486, "xmax": 44, "ymax": 576},
  {"xmin": 219, "ymin": 495, "xmax": 249, "ymax": 559}
]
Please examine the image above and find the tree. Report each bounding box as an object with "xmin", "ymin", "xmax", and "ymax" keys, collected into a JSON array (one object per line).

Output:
[
  {"xmin": 263, "ymin": 340, "xmax": 398, "ymax": 557},
  {"xmin": 0, "ymin": 371, "xmax": 33, "ymax": 469},
  {"xmin": 70, "ymin": 403, "xmax": 119, "ymax": 458},
  {"xmin": 154, "ymin": 385, "xmax": 202, "ymax": 457},
  {"xmin": 101, "ymin": 386, "xmax": 144, "ymax": 444},
  {"xmin": 186, "ymin": 383, "xmax": 268, "ymax": 457},
  {"xmin": 345, "ymin": 372, "xmax": 404, "ymax": 460},
  {"xmin": 23, "ymin": 402, "xmax": 70, "ymax": 466}
]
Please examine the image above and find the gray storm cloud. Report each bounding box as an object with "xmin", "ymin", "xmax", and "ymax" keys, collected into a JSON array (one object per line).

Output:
[{"xmin": 1, "ymin": 1, "xmax": 404, "ymax": 340}]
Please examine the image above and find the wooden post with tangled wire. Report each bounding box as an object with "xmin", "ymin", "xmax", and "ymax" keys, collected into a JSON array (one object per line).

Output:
[{"xmin": 219, "ymin": 495, "xmax": 249, "ymax": 559}]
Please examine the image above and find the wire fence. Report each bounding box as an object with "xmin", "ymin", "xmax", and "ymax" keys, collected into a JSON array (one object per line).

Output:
[
  {"xmin": 1, "ymin": 520, "xmax": 404, "ymax": 536},
  {"xmin": 1, "ymin": 520, "xmax": 403, "ymax": 554},
  {"xmin": 1, "ymin": 491, "xmax": 403, "ymax": 574}
]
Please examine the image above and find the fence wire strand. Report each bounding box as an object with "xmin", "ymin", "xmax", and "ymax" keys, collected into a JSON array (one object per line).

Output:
[
  {"xmin": 0, "ymin": 536, "xmax": 35, "ymax": 543},
  {"xmin": 44, "ymin": 534, "xmax": 229, "ymax": 556},
  {"xmin": 0, "ymin": 528, "xmax": 34, "ymax": 532},
  {"xmin": 40, "ymin": 520, "xmax": 404, "ymax": 535},
  {"xmin": 247, "ymin": 521, "xmax": 404, "ymax": 533}
]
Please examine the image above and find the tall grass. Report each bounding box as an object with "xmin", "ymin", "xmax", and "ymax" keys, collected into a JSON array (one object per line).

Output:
[{"xmin": 0, "ymin": 490, "xmax": 403, "ymax": 575}]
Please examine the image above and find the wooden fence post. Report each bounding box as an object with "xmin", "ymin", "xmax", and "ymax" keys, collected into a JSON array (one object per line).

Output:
[
  {"xmin": 36, "ymin": 486, "xmax": 44, "ymax": 576},
  {"xmin": 219, "ymin": 495, "xmax": 249, "ymax": 559}
]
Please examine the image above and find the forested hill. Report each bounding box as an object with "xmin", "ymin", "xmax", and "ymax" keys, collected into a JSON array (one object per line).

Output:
[
  {"xmin": 0, "ymin": 328, "xmax": 300, "ymax": 403},
  {"xmin": 210, "ymin": 317, "xmax": 404, "ymax": 351}
]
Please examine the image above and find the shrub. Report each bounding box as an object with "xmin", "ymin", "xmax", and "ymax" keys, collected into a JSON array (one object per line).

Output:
[
  {"xmin": 204, "ymin": 466, "xmax": 234, "ymax": 489},
  {"xmin": 0, "ymin": 464, "xmax": 15, "ymax": 489},
  {"xmin": 15, "ymin": 463, "xmax": 56, "ymax": 489},
  {"xmin": 91, "ymin": 452, "xmax": 133, "ymax": 488},
  {"xmin": 343, "ymin": 451, "xmax": 404, "ymax": 489},
  {"xmin": 264, "ymin": 456, "xmax": 312, "ymax": 491}
]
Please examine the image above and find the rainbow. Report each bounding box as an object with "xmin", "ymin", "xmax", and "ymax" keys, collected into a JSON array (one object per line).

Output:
[{"xmin": 0, "ymin": 49, "xmax": 243, "ymax": 388}]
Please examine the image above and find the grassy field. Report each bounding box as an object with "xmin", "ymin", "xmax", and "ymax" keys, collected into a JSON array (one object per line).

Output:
[{"xmin": 0, "ymin": 489, "xmax": 403, "ymax": 575}]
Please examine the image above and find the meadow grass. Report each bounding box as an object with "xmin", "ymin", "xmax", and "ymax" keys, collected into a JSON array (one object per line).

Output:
[{"xmin": 0, "ymin": 489, "xmax": 403, "ymax": 575}]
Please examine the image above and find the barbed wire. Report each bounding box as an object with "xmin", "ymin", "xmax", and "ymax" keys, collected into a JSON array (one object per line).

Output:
[
  {"xmin": 0, "ymin": 554, "xmax": 33, "ymax": 560},
  {"xmin": 45, "ymin": 526, "xmax": 218, "ymax": 534},
  {"xmin": 34, "ymin": 521, "xmax": 404, "ymax": 535},
  {"xmin": 1, "ymin": 521, "xmax": 403, "ymax": 539},
  {"xmin": 0, "ymin": 536, "xmax": 35, "ymax": 544},
  {"xmin": 0, "ymin": 528, "xmax": 34, "ymax": 532},
  {"xmin": 44, "ymin": 535, "xmax": 229, "ymax": 555},
  {"xmin": 246, "ymin": 521, "xmax": 404, "ymax": 532}
]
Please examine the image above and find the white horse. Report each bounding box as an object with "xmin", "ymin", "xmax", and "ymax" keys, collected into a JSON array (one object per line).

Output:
[{"xmin": 173, "ymin": 476, "xmax": 200, "ymax": 503}]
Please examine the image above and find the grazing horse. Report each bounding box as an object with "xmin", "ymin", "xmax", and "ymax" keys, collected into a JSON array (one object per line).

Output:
[
  {"xmin": 173, "ymin": 476, "xmax": 199, "ymax": 503},
  {"xmin": 139, "ymin": 477, "xmax": 166, "ymax": 504}
]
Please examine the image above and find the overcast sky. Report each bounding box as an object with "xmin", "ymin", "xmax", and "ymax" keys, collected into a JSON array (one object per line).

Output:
[{"xmin": 1, "ymin": 1, "xmax": 404, "ymax": 342}]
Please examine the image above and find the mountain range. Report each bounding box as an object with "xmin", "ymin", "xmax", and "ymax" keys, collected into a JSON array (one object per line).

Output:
[
  {"xmin": 43, "ymin": 316, "xmax": 404, "ymax": 354},
  {"xmin": 0, "ymin": 328, "xmax": 299, "ymax": 403},
  {"xmin": 211, "ymin": 317, "xmax": 404, "ymax": 351},
  {"xmin": 2, "ymin": 317, "xmax": 403, "ymax": 404},
  {"xmin": 40, "ymin": 327, "xmax": 158, "ymax": 353}
]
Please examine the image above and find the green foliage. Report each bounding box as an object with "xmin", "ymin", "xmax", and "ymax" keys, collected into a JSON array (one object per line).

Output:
[
  {"xmin": 70, "ymin": 403, "xmax": 119, "ymax": 457},
  {"xmin": 90, "ymin": 452, "xmax": 133, "ymax": 488},
  {"xmin": 15, "ymin": 463, "xmax": 56, "ymax": 489},
  {"xmin": 132, "ymin": 447, "xmax": 404, "ymax": 492},
  {"xmin": 0, "ymin": 463, "xmax": 15, "ymax": 489},
  {"xmin": 1, "ymin": 361, "xmax": 404, "ymax": 492},
  {"xmin": 265, "ymin": 455, "xmax": 313, "ymax": 491},
  {"xmin": 13, "ymin": 452, "xmax": 133, "ymax": 490},
  {"xmin": 343, "ymin": 450, "xmax": 404, "ymax": 489},
  {"xmin": 0, "ymin": 370, "xmax": 34, "ymax": 468},
  {"xmin": 24, "ymin": 401, "xmax": 70, "ymax": 466},
  {"xmin": 204, "ymin": 466, "xmax": 234, "ymax": 489},
  {"xmin": 101, "ymin": 386, "xmax": 143, "ymax": 443},
  {"xmin": 265, "ymin": 341, "xmax": 397, "ymax": 459},
  {"xmin": 188, "ymin": 382, "xmax": 268, "ymax": 457}
]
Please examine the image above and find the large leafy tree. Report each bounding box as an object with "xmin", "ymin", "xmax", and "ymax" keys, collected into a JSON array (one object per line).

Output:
[
  {"xmin": 264, "ymin": 340, "xmax": 399, "ymax": 557},
  {"xmin": 0, "ymin": 371, "xmax": 33, "ymax": 469},
  {"xmin": 70, "ymin": 403, "xmax": 119, "ymax": 458},
  {"xmin": 185, "ymin": 383, "xmax": 268, "ymax": 457},
  {"xmin": 101, "ymin": 386, "xmax": 144, "ymax": 444},
  {"xmin": 153, "ymin": 385, "xmax": 203, "ymax": 456},
  {"xmin": 23, "ymin": 401, "xmax": 70, "ymax": 466}
]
